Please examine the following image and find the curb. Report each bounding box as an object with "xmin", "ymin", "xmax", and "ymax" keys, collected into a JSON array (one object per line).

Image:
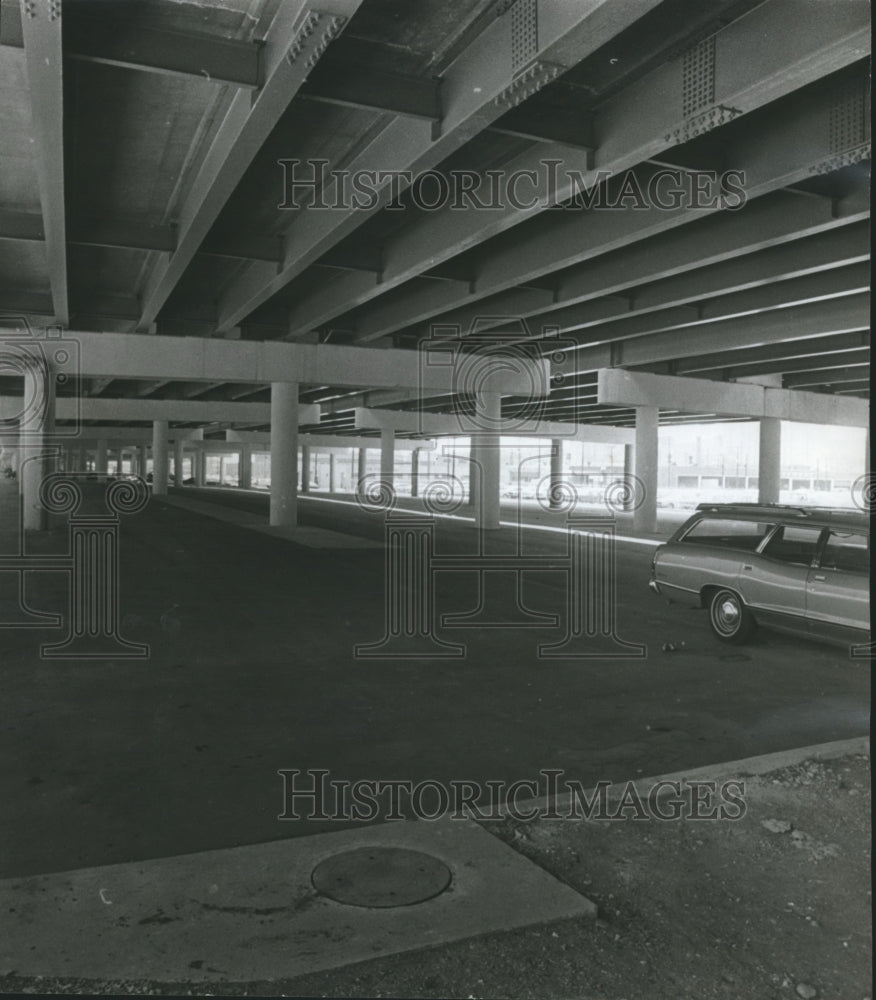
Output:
[{"xmin": 511, "ymin": 736, "xmax": 870, "ymax": 818}]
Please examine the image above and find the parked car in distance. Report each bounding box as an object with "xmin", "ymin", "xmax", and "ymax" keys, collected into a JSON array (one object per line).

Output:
[{"xmin": 649, "ymin": 503, "xmax": 869, "ymax": 646}]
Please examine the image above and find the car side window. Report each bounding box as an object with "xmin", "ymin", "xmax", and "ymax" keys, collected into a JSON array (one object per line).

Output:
[
  {"xmin": 820, "ymin": 531, "xmax": 869, "ymax": 574},
  {"xmin": 760, "ymin": 525, "xmax": 823, "ymax": 567},
  {"xmin": 681, "ymin": 518, "xmax": 774, "ymax": 551}
]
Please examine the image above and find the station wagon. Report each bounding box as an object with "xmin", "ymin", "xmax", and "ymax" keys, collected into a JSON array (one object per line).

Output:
[{"xmin": 649, "ymin": 504, "xmax": 870, "ymax": 646}]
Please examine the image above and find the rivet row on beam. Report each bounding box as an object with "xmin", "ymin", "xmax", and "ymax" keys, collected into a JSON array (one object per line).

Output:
[
  {"xmin": 664, "ymin": 104, "xmax": 742, "ymax": 145},
  {"xmin": 305, "ymin": 15, "xmax": 347, "ymax": 71},
  {"xmin": 283, "ymin": 11, "xmax": 347, "ymax": 70},
  {"xmin": 808, "ymin": 142, "xmax": 871, "ymax": 177},
  {"xmin": 494, "ymin": 61, "xmax": 563, "ymax": 109}
]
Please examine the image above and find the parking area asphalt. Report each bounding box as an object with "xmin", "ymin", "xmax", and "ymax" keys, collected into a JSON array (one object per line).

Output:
[{"xmin": 1, "ymin": 480, "xmax": 868, "ymax": 878}]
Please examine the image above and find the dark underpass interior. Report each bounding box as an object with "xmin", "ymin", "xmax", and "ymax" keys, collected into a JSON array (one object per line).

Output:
[{"xmin": 1, "ymin": 479, "xmax": 868, "ymax": 878}]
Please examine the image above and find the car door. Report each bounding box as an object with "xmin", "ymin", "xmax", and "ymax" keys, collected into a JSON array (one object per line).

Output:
[
  {"xmin": 737, "ymin": 523, "xmax": 826, "ymax": 632},
  {"xmin": 806, "ymin": 529, "xmax": 870, "ymax": 641}
]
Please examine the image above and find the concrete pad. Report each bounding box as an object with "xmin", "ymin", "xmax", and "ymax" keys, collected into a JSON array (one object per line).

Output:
[
  {"xmin": 157, "ymin": 493, "xmax": 380, "ymax": 548},
  {"xmin": 0, "ymin": 819, "xmax": 596, "ymax": 983},
  {"xmin": 254, "ymin": 523, "xmax": 381, "ymax": 550},
  {"xmin": 156, "ymin": 492, "xmax": 263, "ymax": 527}
]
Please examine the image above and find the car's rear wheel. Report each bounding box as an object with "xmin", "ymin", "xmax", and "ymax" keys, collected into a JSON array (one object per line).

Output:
[{"xmin": 708, "ymin": 589, "xmax": 755, "ymax": 643}]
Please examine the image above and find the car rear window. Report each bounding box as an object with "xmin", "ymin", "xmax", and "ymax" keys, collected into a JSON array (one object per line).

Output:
[
  {"xmin": 820, "ymin": 531, "xmax": 869, "ymax": 574},
  {"xmin": 681, "ymin": 518, "xmax": 775, "ymax": 551}
]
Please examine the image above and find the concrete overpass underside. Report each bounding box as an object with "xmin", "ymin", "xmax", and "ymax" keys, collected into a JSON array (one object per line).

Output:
[{"xmin": 0, "ymin": 0, "xmax": 869, "ymax": 536}]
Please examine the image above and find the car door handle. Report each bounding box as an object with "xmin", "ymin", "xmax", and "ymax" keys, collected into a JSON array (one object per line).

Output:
[
  {"xmin": 742, "ymin": 565, "xmax": 752, "ymax": 571},
  {"xmin": 813, "ymin": 573, "xmax": 826, "ymax": 581}
]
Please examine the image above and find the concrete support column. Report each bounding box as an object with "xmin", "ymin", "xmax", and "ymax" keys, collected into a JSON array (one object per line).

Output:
[
  {"xmin": 137, "ymin": 445, "xmax": 147, "ymax": 478},
  {"xmin": 549, "ymin": 439, "xmax": 563, "ymax": 509},
  {"xmin": 633, "ymin": 406, "xmax": 658, "ymax": 533},
  {"xmin": 174, "ymin": 438, "xmax": 185, "ymax": 487},
  {"xmin": 758, "ymin": 418, "xmax": 781, "ymax": 504},
  {"xmin": 95, "ymin": 438, "xmax": 108, "ymax": 475},
  {"xmin": 194, "ymin": 451, "xmax": 205, "ymax": 487},
  {"xmin": 410, "ymin": 447, "xmax": 420, "ymax": 497},
  {"xmin": 270, "ymin": 382, "xmax": 298, "ymax": 528},
  {"xmin": 328, "ymin": 452, "xmax": 336, "ymax": 493},
  {"xmin": 300, "ymin": 446, "xmax": 311, "ymax": 494},
  {"xmin": 380, "ymin": 429, "xmax": 394, "ymax": 485},
  {"xmin": 357, "ymin": 447, "xmax": 367, "ymax": 495},
  {"xmin": 475, "ymin": 392, "xmax": 501, "ymax": 530},
  {"xmin": 152, "ymin": 420, "xmax": 169, "ymax": 495},
  {"xmin": 239, "ymin": 445, "xmax": 252, "ymax": 490},
  {"xmin": 21, "ymin": 360, "xmax": 55, "ymax": 531},
  {"xmin": 467, "ymin": 438, "xmax": 478, "ymax": 508},
  {"xmin": 623, "ymin": 444, "xmax": 634, "ymax": 512},
  {"xmin": 865, "ymin": 427, "xmax": 870, "ymax": 477}
]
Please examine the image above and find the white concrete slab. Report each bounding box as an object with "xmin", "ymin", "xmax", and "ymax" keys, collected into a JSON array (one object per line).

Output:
[
  {"xmin": 0, "ymin": 818, "xmax": 596, "ymax": 982},
  {"xmin": 156, "ymin": 493, "xmax": 381, "ymax": 549}
]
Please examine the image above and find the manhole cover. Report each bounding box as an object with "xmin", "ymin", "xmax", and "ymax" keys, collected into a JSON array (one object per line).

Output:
[{"xmin": 311, "ymin": 847, "xmax": 452, "ymax": 908}]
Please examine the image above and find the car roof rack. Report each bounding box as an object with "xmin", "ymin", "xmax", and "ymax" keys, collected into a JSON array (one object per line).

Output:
[
  {"xmin": 694, "ymin": 502, "xmax": 810, "ymax": 516},
  {"xmin": 694, "ymin": 502, "xmax": 868, "ymax": 521}
]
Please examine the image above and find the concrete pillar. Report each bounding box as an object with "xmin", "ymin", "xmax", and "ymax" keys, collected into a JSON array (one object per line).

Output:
[
  {"xmin": 137, "ymin": 445, "xmax": 147, "ymax": 478},
  {"xmin": 633, "ymin": 406, "xmax": 658, "ymax": 533},
  {"xmin": 357, "ymin": 447, "xmax": 367, "ymax": 495},
  {"xmin": 623, "ymin": 444, "xmax": 634, "ymax": 512},
  {"xmin": 239, "ymin": 445, "xmax": 252, "ymax": 489},
  {"xmin": 474, "ymin": 392, "xmax": 501, "ymax": 530},
  {"xmin": 549, "ymin": 439, "xmax": 563, "ymax": 509},
  {"xmin": 95, "ymin": 438, "xmax": 108, "ymax": 474},
  {"xmin": 758, "ymin": 418, "xmax": 781, "ymax": 504},
  {"xmin": 467, "ymin": 438, "xmax": 478, "ymax": 508},
  {"xmin": 300, "ymin": 446, "xmax": 311, "ymax": 494},
  {"xmin": 174, "ymin": 438, "xmax": 185, "ymax": 487},
  {"xmin": 194, "ymin": 450, "xmax": 205, "ymax": 487},
  {"xmin": 21, "ymin": 359, "xmax": 55, "ymax": 531},
  {"xmin": 411, "ymin": 447, "xmax": 420, "ymax": 497},
  {"xmin": 152, "ymin": 420, "xmax": 169, "ymax": 495},
  {"xmin": 865, "ymin": 427, "xmax": 870, "ymax": 477},
  {"xmin": 328, "ymin": 452, "xmax": 336, "ymax": 493},
  {"xmin": 380, "ymin": 429, "xmax": 394, "ymax": 484},
  {"xmin": 270, "ymin": 381, "xmax": 298, "ymax": 527}
]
